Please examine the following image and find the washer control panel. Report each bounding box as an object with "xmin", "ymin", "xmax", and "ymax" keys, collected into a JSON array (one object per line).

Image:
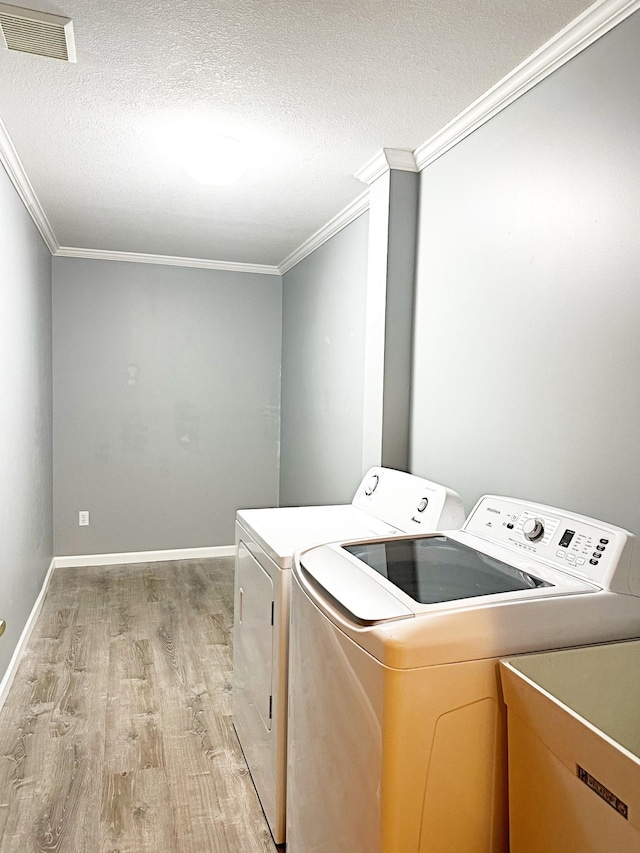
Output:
[{"xmin": 464, "ymin": 496, "xmax": 623, "ymax": 586}]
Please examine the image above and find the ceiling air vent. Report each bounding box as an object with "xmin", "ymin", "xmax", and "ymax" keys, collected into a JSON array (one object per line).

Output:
[{"xmin": 0, "ymin": 3, "xmax": 76, "ymax": 61}]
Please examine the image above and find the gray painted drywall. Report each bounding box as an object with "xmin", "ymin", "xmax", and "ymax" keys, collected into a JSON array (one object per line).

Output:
[
  {"xmin": 280, "ymin": 213, "xmax": 369, "ymax": 506},
  {"xmin": 410, "ymin": 11, "xmax": 640, "ymax": 532},
  {"xmin": 0, "ymin": 164, "xmax": 53, "ymax": 681},
  {"xmin": 382, "ymin": 169, "xmax": 418, "ymax": 469},
  {"xmin": 362, "ymin": 168, "xmax": 419, "ymax": 474},
  {"xmin": 52, "ymin": 258, "xmax": 281, "ymax": 554}
]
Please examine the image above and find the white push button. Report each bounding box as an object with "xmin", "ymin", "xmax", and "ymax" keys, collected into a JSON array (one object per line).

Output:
[{"xmin": 417, "ymin": 497, "xmax": 429, "ymax": 513}]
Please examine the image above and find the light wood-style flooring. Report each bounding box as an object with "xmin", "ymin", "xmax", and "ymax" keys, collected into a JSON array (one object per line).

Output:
[{"xmin": 0, "ymin": 558, "xmax": 284, "ymax": 852}]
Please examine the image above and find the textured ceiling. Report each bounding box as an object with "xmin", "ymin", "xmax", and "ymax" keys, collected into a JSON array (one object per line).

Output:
[{"xmin": 0, "ymin": 0, "xmax": 593, "ymax": 267}]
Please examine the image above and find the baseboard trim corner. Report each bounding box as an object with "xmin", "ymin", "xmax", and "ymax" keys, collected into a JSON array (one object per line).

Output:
[{"xmin": 0, "ymin": 546, "xmax": 234, "ymax": 709}]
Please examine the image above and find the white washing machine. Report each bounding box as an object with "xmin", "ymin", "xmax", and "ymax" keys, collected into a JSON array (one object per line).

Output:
[
  {"xmin": 286, "ymin": 495, "xmax": 640, "ymax": 853},
  {"xmin": 233, "ymin": 467, "xmax": 465, "ymax": 844}
]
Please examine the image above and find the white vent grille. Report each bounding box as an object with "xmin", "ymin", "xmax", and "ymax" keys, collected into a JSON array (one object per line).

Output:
[{"xmin": 0, "ymin": 3, "xmax": 76, "ymax": 61}]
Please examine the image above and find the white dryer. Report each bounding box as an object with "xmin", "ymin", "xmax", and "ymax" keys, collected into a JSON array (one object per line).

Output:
[
  {"xmin": 233, "ymin": 467, "xmax": 465, "ymax": 844},
  {"xmin": 286, "ymin": 496, "xmax": 640, "ymax": 853}
]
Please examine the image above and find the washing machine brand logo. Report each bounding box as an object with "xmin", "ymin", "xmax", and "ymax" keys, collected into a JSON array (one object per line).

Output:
[
  {"xmin": 577, "ymin": 765, "xmax": 628, "ymax": 818},
  {"xmin": 486, "ymin": 507, "xmax": 501, "ymax": 515}
]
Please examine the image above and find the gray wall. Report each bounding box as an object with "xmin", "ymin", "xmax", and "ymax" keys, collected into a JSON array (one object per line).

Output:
[
  {"xmin": 410, "ymin": 11, "xmax": 640, "ymax": 532},
  {"xmin": 361, "ymin": 169, "xmax": 419, "ymax": 475},
  {"xmin": 0, "ymin": 165, "xmax": 53, "ymax": 679},
  {"xmin": 52, "ymin": 258, "xmax": 282, "ymax": 554},
  {"xmin": 280, "ymin": 213, "xmax": 369, "ymax": 506},
  {"xmin": 381, "ymin": 170, "xmax": 419, "ymax": 470}
]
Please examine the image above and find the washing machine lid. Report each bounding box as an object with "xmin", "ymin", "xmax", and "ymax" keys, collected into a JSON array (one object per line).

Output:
[
  {"xmin": 298, "ymin": 532, "xmax": 596, "ymax": 626},
  {"xmin": 342, "ymin": 535, "xmax": 551, "ymax": 605}
]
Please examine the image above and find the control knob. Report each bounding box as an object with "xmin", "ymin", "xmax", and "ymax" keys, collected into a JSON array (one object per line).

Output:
[
  {"xmin": 522, "ymin": 517, "xmax": 545, "ymax": 542},
  {"xmin": 364, "ymin": 474, "xmax": 379, "ymax": 496}
]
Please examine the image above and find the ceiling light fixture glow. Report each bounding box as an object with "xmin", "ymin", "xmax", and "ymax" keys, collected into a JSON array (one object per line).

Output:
[{"xmin": 180, "ymin": 133, "xmax": 247, "ymax": 186}]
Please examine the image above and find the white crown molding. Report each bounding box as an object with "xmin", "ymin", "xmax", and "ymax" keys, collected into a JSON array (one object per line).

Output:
[
  {"xmin": 55, "ymin": 246, "xmax": 281, "ymax": 276},
  {"xmin": 355, "ymin": 148, "xmax": 418, "ymax": 185},
  {"xmin": 53, "ymin": 544, "xmax": 234, "ymax": 569},
  {"xmin": 414, "ymin": 0, "xmax": 640, "ymax": 171},
  {"xmin": 0, "ymin": 116, "xmax": 59, "ymax": 253},
  {"xmin": 278, "ymin": 189, "xmax": 370, "ymax": 274},
  {"xmin": 354, "ymin": 148, "xmax": 418, "ymax": 186},
  {"xmin": 4, "ymin": 0, "xmax": 636, "ymax": 276}
]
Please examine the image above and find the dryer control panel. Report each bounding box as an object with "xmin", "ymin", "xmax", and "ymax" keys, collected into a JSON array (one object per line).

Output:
[
  {"xmin": 352, "ymin": 467, "xmax": 465, "ymax": 533},
  {"xmin": 463, "ymin": 496, "xmax": 637, "ymax": 593}
]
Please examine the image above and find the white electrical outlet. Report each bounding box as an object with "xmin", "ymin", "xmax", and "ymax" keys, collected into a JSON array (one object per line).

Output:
[{"xmin": 79, "ymin": 510, "xmax": 90, "ymax": 526}]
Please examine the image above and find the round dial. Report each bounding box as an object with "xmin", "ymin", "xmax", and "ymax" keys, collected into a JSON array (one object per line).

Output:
[
  {"xmin": 364, "ymin": 474, "xmax": 379, "ymax": 496},
  {"xmin": 522, "ymin": 517, "xmax": 545, "ymax": 542}
]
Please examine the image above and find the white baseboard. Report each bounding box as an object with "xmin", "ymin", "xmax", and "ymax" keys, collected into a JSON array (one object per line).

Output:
[
  {"xmin": 53, "ymin": 544, "xmax": 235, "ymax": 568},
  {"xmin": 0, "ymin": 557, "xmax": 57, "ymax": 711}
]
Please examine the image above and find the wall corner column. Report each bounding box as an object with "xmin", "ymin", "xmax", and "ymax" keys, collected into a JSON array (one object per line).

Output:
[{"xmin": 356, "ymin": 147, "xmax": 419, "ymax": 475}]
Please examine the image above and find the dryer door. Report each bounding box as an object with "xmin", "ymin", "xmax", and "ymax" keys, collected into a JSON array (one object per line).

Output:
[{"xmin": 234, "ymin": 540, "xmax": 274, "ymax": 732}]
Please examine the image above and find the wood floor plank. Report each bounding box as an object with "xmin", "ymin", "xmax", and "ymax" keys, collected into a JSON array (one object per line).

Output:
[
  {"xmin": 101, "ymin": 767, "xmax": 178, "ymax": 853},
  {"xmin": 0, "ymin": 616, "xmax": 109, "ymax": 852},
  {"xmin": 0, "ymin": 557, "xmax": 282, "ymax": 852},
  {"xmin": 105, "ymin": 636, "xmax": 164, "ymax": 775}
]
